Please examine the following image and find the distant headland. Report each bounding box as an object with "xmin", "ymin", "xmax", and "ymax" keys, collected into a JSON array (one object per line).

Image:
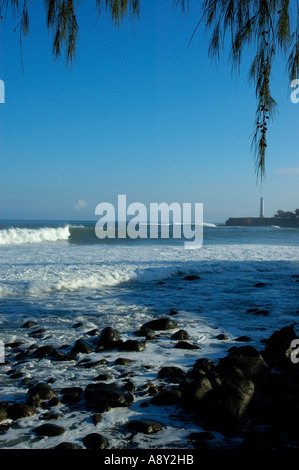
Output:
[{"xmin": 225, "ymin": 208, "xmax": 299, "ymax": 228}]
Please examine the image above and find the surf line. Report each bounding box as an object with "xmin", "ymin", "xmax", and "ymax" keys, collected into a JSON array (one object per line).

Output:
[{"xmin": 95, "ymin": 194, "xmax": 203, "ymax": 249}]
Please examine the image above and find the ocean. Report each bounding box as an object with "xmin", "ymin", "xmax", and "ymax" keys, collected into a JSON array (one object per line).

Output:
[{"xmin": 0, "ymin": 219, "xmax": 298, "ymax": 449}]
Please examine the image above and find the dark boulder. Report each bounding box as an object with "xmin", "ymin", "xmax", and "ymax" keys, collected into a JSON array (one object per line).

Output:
[
  {"xmin": 32, "ymin": 345, "xmax": 57, "ymax": 359},
  {"xmin": 82, "ymin": 433, "xmax": 109, "ymax": 449},
  {"xmin": 127, "ymin": 419, "xmax": 163, "ymax": 434},
  {"xmin": 71, "ymin": 339, "xmax": 93, "ymax": 355},
  {"xmin": 193, "ymin": 358, "xmax": 215, "ymax": 373},
  {"xmin": 84, "ymin": 382, "xmax": 134, "ymax": 412},
  {"xmin": 174, "ymin": 341, "xmax": 200, "ymax": 350},
  {"xmin": 183, "ymin": 275, "xmax": 201, "ymax": 281},
  {"xmin": 54, "ymin": 442, "xmax": 80, "ymax": 449},
  {"xmin": 7, "ymin": 403, "xmax": 36, "ymax": 420},
  {"xmin": 115, "ymin": 358, "xmax": 135, "ymax": 366},
  {"xmin": 217, "ymin": 345, "xmax": 269, "ymax": 379},
  {"xmin": 265, "ymin": 325, "xmax": 299, "ymax": 366},
  {"xmin": 140, "ymin": 318, "xmax": 178, "ymax": 331},
  {"xmin": 216, "ymin": 334, "xmax": 229, "ymax": 340},
  {"xmin": 158, "ymin": 366, "xmax": 186, "ymax": 382},
  {"xmin": 171, "ymin": 330, "xmax": 190, "ymax": 341},
  {"xmin": 200, "ymin": 378, "xmax": 255, "ymax": 433},
  {"xmin": 21, "ymin": 321, "xmax": 38, "ymax": 329},
  {"xmin": 26, "ymin": 382, "xmax": 58, "ymax": 407},
  {"xmin": 97, "ymin": 327, "xmax": 121, "ymax": 350},
  {"xmin": 150, "ymin": 389, "xmax": 181, "ymax": 406},
  {"xmin": 181, "ymin": 377, "xmax": 213, "ymax": 410},
  {"xmin": 118, "ymin": 340, "xmax": 146, "ymax": 352},
  {"xmin": 32, "ymin": 423, "xmax": 65, "ymax": 437}
]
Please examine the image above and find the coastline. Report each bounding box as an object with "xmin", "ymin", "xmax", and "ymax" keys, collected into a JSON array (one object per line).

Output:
[
  {"xmin": 1, "ymin": 304, "xmax": 299, "ymax": 450},
  {"xmin": 225, "ymin": 217, "xmax": 299, "ymax": 228}
]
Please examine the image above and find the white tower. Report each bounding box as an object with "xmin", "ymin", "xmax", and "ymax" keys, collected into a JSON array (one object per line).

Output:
[{"xmin": 260, "ymin": 197, "xmax": 265, "ymax": 218}]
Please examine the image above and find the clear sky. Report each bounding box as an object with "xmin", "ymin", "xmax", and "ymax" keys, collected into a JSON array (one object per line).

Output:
[{"xmin": 0, "ymin": 0, "xmax": 298, "ymax": 223}]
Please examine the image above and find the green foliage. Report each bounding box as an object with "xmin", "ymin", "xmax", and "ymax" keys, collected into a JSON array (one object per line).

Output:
[{"xmin": 274, "ymin": 209, "xmax": 299, "ymax": 219}]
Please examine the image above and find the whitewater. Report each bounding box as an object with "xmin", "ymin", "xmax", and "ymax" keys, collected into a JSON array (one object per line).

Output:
[{"xmin": 0, "ymin": 220, "xmax": 298, "ymax": 449}]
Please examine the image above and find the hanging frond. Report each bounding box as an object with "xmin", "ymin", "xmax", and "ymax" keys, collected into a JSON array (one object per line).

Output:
[{"xmin": 183, "ymin": 0, "xmax": 297, "ymax": 181}]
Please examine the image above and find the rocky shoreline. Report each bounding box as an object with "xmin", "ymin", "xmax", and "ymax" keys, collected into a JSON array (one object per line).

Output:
[{"xmin": 1, "ymin": 313, "xmax": 299, "ymax": 450}]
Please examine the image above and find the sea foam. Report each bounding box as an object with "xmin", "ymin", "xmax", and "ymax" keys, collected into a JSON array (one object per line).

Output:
[{"xmin": 0, "ymin": 226, "xmax": 70, "ymax": 245}]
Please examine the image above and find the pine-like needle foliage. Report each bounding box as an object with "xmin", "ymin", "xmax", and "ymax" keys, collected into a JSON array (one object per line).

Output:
[{"xmin": 177, "ymin": 0, "xmax": 299, "ymax": 180}]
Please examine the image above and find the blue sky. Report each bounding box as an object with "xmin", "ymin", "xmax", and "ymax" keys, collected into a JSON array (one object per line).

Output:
[{"xmin": 0, "ymin": 0, "xmax": 298, "ymax": 222}]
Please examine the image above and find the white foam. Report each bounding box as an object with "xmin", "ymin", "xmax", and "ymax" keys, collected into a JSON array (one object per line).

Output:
[{"xmin": 0, "ymin": 226, "xmax": 70, "ymax": 245}]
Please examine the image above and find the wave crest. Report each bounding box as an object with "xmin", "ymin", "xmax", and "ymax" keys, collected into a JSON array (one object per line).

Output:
[{"xmin": 0, "ymin": 226, "xmax": 70, "ymax": 245}]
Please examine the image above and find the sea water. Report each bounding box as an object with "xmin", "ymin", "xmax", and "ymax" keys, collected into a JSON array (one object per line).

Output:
[{"xmin": 0, "ymin": 220, "xmax": 298, "ymax": 449}]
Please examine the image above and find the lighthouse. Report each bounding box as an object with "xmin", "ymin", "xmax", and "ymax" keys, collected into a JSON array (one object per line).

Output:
[{"xmin": 260, "ymin": 197, "xmax": 265, "ymax": 218}]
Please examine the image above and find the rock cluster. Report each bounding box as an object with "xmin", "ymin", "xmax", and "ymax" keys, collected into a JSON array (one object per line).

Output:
[{"xmin": 1, "ymin": 316, "xmax": 299, "ymax": 449}]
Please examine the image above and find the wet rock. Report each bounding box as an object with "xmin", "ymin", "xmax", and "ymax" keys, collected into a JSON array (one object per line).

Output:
[
  {"xmin": 200, "ymin": 378, "xmax": 255, "ymax": 432},
  {"xmin": 183, "ymin": 275, "xmax": 201, "ymax": 280},
  {"xmin": 0, "ymin": 403, "xmax": 9, "ymax": 423},
  {"xmin": 32, "ymin": 345, "xmax": 57, "ymax": 359},
  {"xmin": 21, "ymin": 321, "xmax": 38, "ymax": 329},
  {"xmin": 118, "ymin": 340, "xmax": 146, "ymax": 352},
  {"xmin": 48, "ymin": 397, "xmax": 61, "ymax": 407},
  {"xmin": 235, "ymin": 336, "xmax": 252, "ymax": 342},
  {"xmin": 61, "ymin": 392, "xmax": 82, "ymax": 404},
  {"xmin": 216, "ymin": 334, "xmax": 229, "ymax": 340},
  {"xmin": 217, "ymin": 345, "xmax": 269, "ymax": 379},
  {"xmin": 29, "ymin": 328, "xmax": 47, "ymax": 338},
  {"xmin": 254, "ymin": 309, "xmax": 270, "ymax": 316},
  {"xmin": 134, "ymin": 327, "xmax": 154, "ymax": 340},
  {"xmin": 158, "ymin": 366, "xmax": 186, "ymax": 382},
  {"xmin": 86, "ymin": 328, "xmax": 100, "ymax": 336},
  {"xmin": 32, "ymin": 423, "xmax": 65, "ymax": 437},
  {"xmin": 168, "ymin": 308, "xmax": 179, "ymax": 315},
  {"xmin": 93, "ymin": 373, "xmax": 113, "ymax": 382},
  {"xmin": 140, "ymin": 317, "xmax": 178, "ymax": 331},
  {"xmin": 6, "ymin": 341, "xmax": 24, "ymax": 349},
  {"xmin": 265, "ymin": 325, "xmax": 298, "ymax": 364},
  {"xmin": 92, "ymin": 413, "xmax": 103, "ymax": 425},
  {"xmin": 254, "ymin": 282, "xmax": 267, "ymax": 288},
  {"xmin": 71, "ymin": 339, "xmax": 93, "ymax": 355},
  {"xmin": 150, "ymin": 389, "xmax": 181, "ymax": 406},
  {"xmin": 84, "ymin": 382, "xmax": 134, "ymax": 412},
  {"xmin": 174, "ymin": 341, "xmax": 200, "ymax": 350},
  {"xmin": 54, "ymin": 442, "xmax": 80, "ymax": 449},
  {"xmin": 39, "ymin": 411, "xmax": 63, "ymax": 420},
  {"xmin": 181, "ymin": 377, "xmax": 213, "ymax": 410},
  {"xmin": 7, "ymin": 403, "xmax": 37, "ymax": 420},
  {"xmin": 115, "ymin": 358, "xmax": 135, "ymax": 366},
  {"xmin": 82, "ymin": 433, "xmax": 109, "ymax": 449},
  {"xmin": 26, "ymin": 382, "xmax": 58, "ymax": 407},
  {"xmin": 193, "ymin": 358, "xmax": 215, "ymax": 373},
  {"xmin": 72, "ymin": 322, "xmax": 83, "ymax": 329},
  {"xmin": 171, "ymin": 330, "xmax": 190, "ymax": 341},
  {"xmin": 78, "ymin": 358, "xmax": 109, "ymax": 369},
  {"xmin": 97, "ymin": 327, "xmax": 121, "ymax": 350},
  {"xmin": 55, "ymin": 351, "xmax": 77, "ymax": 361},
  {"xmin": 127, "ymin": 419, "xmax": 163, "ymax": 434},
  {"xmin": 122, "ymin": 380, "xmax": 136, "ymax": 392}
]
